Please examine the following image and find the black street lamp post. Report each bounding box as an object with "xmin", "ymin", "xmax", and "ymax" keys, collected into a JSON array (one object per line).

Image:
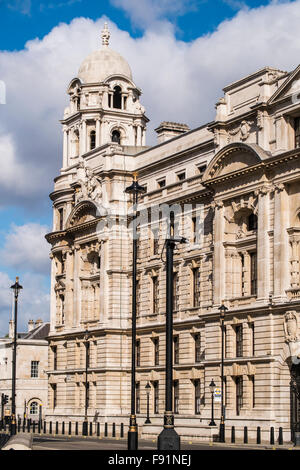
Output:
[
  {"xmin": 157, "ymin": 236, "xmax": 187, "ymax": 451},
  {"xmin": 209, "ymin": 379, "xmax": 216, "ymax": 426},
  {"xmin": 10, "ymin": 276, "xmax": 22, "ymax": 436},
  {"xmin": 125, "ymin": 173, "xmax": 146, "ymax": 451},
  {"xmin": 218, "ymin": 303, "xmax": 228, "ymax": 442},
  {"xmin": 145, "ymin": 382, "xmax": 151, "ymax": 424},
  {"xmin": 82, "ymin": 330, "xmax": 89, "ymax": 436}
]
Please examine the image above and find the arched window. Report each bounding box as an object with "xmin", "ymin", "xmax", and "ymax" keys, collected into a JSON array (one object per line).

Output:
[
  {"xmin": 29, "ymin": 401, "xmax": 39, "ymax": 416},
  {"xmin": 111, "ymin": 130, "xmax": 121, "ymax": 144},
  {"xmin": 90, "ymin": 130, "xmax": 96, "ymax": 150},
  {"xmin": 113, "ymin": 86, "xmax": 122, "ymax": 109},
  {"xmin": 248, "ymin": 213, "xmax": 258, "ymax": 231}
]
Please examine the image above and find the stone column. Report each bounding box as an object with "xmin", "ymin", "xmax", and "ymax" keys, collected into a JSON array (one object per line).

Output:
[
  {"xmin": 73, "ymin": 245, "xmax": 81, "ymax": 328},
  {"xmin": 242, "ymin": 251, "xmax": 251, "ymax": 297},
  {"xmin": 213, "ymin": 201, "xmax": 225, "ymax": 306},
  {"xmin": 142, "ymin": 127, "xmax": 146, "ymax": 146},
  {"xmin": 137, "ymin": 125, "xmax": 142, "ymax": 146},
  {"xmin": 255, "ymin": 186, "xmax": 270, "ymax": 301},
  {"xmin": 273, "ymin": 184, "xmax": 289, "ymax": 301},
  {"xmin": 290, "ymin": 238, "xmax": 300, "ymax": 288},
  {"xmin": 80, "ymin": 119, "xmax": 87, "ymax": 156},
  {"xmin": 63, "ymin": 127, "xmax": 68, "ymax": 168},
  {"xmin": 65, "ymin": 249, "xmax": 74, "ymax": 328}
]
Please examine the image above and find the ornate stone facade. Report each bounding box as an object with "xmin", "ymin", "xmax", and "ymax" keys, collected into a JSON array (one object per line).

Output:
[{"xmin": 46, "ymin": 25, "xmax": 300, "ymax": 442}]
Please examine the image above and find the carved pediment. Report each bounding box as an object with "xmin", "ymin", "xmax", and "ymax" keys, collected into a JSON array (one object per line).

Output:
[
  {"xmin": 67, "ymin": 201, "xmax": 98, "ymax": 228},
  {"xmin": 203, "ymin": 143, "xmax": 269, "ymax": 183},
  {"xmin": 268, "ymin": 65, "xmax": 300, "ymax": 105}
]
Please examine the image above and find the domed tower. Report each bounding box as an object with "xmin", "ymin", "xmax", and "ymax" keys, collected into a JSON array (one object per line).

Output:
[
  {"xmin": 46, "ymin": 25, "xmax": 149, "ymax": 424},
  {"xmin": 61, "ymin": 23, "xmax": 148, "ymax": 167}
]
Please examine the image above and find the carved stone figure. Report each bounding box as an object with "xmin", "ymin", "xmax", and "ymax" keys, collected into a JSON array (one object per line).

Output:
[
  {"xmin": 284, "ymin": 311, "xmax": 299, "ymax": 343},
  {"xmin": 75, "ymin": 164, "xmax": 102, "ymax": 204}
]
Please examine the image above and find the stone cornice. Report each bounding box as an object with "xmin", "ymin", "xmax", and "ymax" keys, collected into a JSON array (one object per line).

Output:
[{"xmin": 202, "ymin": 148, "xmax": 300, "ymax": 188}]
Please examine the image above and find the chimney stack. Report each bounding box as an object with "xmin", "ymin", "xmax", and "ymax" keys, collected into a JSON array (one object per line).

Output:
[
  {"xmin": 28, "ymin": 320, "xmax": 34, "ymax": 332},
  {"xmin": 35, "ymin": 319, "xmax": 43, "ymax": 328},
  {"xmin": 155, "ymin": 122, "xmax": 190, "ymax": 144}
]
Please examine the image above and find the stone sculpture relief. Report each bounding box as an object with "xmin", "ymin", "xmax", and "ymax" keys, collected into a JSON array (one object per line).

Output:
[
  {"xmin": 75, "ymin": 163, "xmax": 102, "ymax": 204},
  {"xmin": 284, "ymin": 310, "xmax": 300, "ymax": 362}
]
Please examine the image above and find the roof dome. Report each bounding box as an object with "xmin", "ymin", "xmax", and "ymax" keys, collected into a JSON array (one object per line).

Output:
[{"xmin": 78, "ymin": 23, "xmax": 133, "ymax": 84}]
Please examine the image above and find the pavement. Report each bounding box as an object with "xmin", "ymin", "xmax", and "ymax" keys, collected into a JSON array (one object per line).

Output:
[{"xmin": 31, "ymin": 434, "xmax": 299, "ymax": 451}]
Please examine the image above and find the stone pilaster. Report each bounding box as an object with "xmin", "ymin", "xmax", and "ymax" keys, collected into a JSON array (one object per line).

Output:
[{"xmin": 273, "ymin": 183, "xmax": 289, "ymax": 301}]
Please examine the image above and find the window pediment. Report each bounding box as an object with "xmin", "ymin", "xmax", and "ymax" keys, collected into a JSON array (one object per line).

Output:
[
  {"xmin": 203, "ymin": 143, "xmax": 268, "ymax": 183},
  {"xmin": 67, "ymin": 201, "xmax": 98, "ymax": 228}
]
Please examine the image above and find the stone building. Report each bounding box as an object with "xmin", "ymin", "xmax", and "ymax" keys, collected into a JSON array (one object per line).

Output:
[
  {"xmin": 0, "ymin": 319, "xmax": 49, "ymax": 422},
  {"xmin": 45, "ymin": 23, "xmax": 300, "ymax": 442}
]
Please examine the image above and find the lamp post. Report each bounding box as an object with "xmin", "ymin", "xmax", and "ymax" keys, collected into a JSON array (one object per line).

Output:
[
  {"xmin": 125, "ymin": 173, "xmax": 146, "ymax": 451},
  {"xmin": 10, "ymin": 276, "xmax": 22, "ymax": 436},
  {"xmin": 218, "ymin": 302, "xmax": 228, "ymax": 443},
  {"xmin": 157, "ymin": 236, "xmax": 187, "ymax": 451},
  {"xmin": 82, "ymin": 330, "xmax": 89, "ymax": 436},
  {"xmin": 145, "ymin": 382, "xmax": 151, "ymax": 424},
  {"xmin": 209, "ymin": 379, "xmax": 216, "ymax": 426}
]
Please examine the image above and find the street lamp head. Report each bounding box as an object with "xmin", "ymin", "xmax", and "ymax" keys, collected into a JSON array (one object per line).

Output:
[
  {"xmin": 209, "ymin": 379, "xmax": 216, "ymax": 394},
  {"xmin": 125, "ymin": 173, "xmax": 146, "ymax": 195},
  {"xmin": 218, "ymin": 302, "xmax": 228, "ymax": 319},
  {"xmin": 145, "ymin": 382, "xmax": 151, "ymax": 390},
  {"xmin": 10, "ymin": 276, "xmax": 23, "ymax": 298}
]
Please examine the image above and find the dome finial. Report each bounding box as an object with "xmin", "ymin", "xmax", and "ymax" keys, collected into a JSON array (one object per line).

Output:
[{"xmin": 101, "ymin": 22, "xmax": 110, "ymax": 47}]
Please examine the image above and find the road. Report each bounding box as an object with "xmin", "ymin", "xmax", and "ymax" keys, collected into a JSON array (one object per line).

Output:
[{"xmin": 32, "ymin": 435, "xmax": 292, "ymax": 451}]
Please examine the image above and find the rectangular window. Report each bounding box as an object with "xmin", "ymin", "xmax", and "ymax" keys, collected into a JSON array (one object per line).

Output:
[
  {"xmin": 136, "ymin": 279, "xmax": 140, "ymax": 317},
  {"xmin": 236, "ymin": 325, "xmax": 243, "ymax": 358},
  {"xmin": 193, "ymin": 267, "xmax": 200, "ymax": 307},
  {"xmin": 152, "ymin": 276, "xmax": 159, "ymax": 314},
  {"xmin": 250, "ymin": 375, "xmax": 255, "ymax": 408},
  {"xmin": 157, "ymin": 179, "xmax": 166, "ymax": 188},
  {"xmin": 154, "ymin": 338, "xmax": 159, "ymax": 366},
  {"xmin": 177, "ymin": 171, "xmax": 186, "ymax": 181},
  {"xmin": 154, "ymin": 381, "xmax": 159, "ymax": 414},
  {"xmin": 194, "ymin": 379, "xmax": 201, "ymax": 414},
  {"xmin": 236, "ymin": 376, "xmax": 243, "ymax": 416},
  {"xmin": 173, "ymin": 272, "xmax": 179, "ymax": 311},
  {"xmin": 136, "ymin": 382, "xmax": 140, "ymax": 414},
  {"xmin": 195, "ymin": 334, "xmax": 201, "ymax": 363},
  {"xmin": 250, "ymin": 252, "xmax": 257, "ymax": 296},
  {"xmin": 52, "ymin": 384, "xmax": 57, "ymax": 409},
  {"xmin": 173, "ymin": 336, "xmax": 179, "ymax": 364},
  {"xmin": 86, "ymin": 341, "xmax": 90, "ymax": 369},
  {"xmin": 58, "ymin": 208, "xmax": 63, "ymax": 231},
  {"xmin": 250, "ymin": 323, "xmax": 255, "ymax": 356},
  {"xmin": 52, "ymin": 346, "xmax": 57, "ymax": 370},
  {"xmin": 86, "ymin": 382, "xmax": 90, "ymax": 408},
  {"xmin": 197, "ymin": 164, "xmax": 207, "ymax": 175},
  {"xmin": 173, "ymin": 381, "xmax": 179, "ymax": 414},
  {"xmin": 136, "ymin": 340, "xmax": 140, "ymax": 367},
  {"xmin": 31, "ymin": 361, "xmax": 39, "ymax": 378},
  {"xmin": 153, "ymin": 229, "xmax": 159, "ymax": 255},
  {"xmin": 295, "ymin": 117, "xmax": 300, "ymax": 148}
]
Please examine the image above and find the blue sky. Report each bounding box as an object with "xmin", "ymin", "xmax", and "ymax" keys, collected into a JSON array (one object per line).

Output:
[
  {"xmin": 0, "ymin": 0, "xmax": 299, "ymax": 335},
  {"xmin": 0, "ymin": 0, "xmax": 272, "ymax": 51}
]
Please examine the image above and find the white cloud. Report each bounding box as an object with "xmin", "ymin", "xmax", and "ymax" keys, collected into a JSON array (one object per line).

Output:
[
  {"xmin": 0, "ymin": 1, "xmax": 300, "ymax": 212},
  {"xmin": 0, "ymin": 271, "xmax": 50, "ymax": 337},
  {"xmin": 0, "ymin": 223, "xmax": 50, "ymax": 275},
  {"xmin": 6, "ymin": 0, "xmax": 31, "ymax": 15},
  {"xmin": 110, "ymin": 0, "xmax": 197, "ymax": 28}
]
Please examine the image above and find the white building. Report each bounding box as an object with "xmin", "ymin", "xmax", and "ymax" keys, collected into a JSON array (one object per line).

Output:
[
  {"xmin": 45, "ymin": 23, "xmax": 300, "ymax": 443},
  {"xmin": 0, "ymin": 319, "xmax": 49, "ymax": 422}
]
